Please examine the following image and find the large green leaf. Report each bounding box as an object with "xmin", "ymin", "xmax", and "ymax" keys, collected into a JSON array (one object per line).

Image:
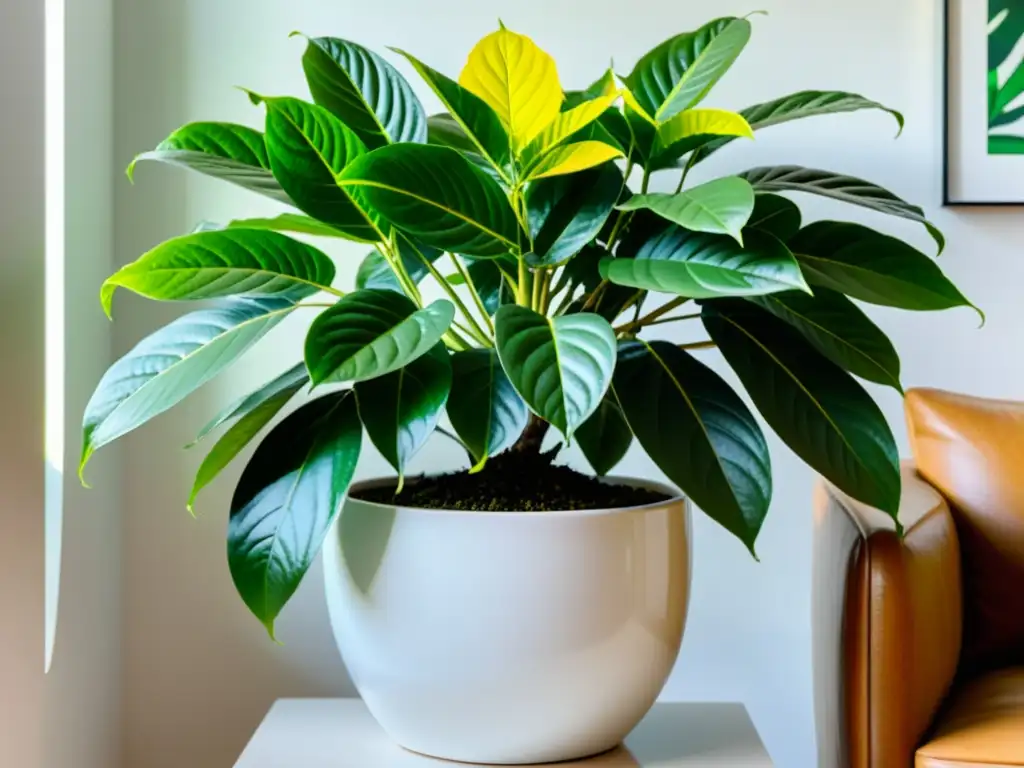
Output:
[
  {"xmin": 426, "ymin": 114, "xmax": 479, "ymax": 154},
  {"xmin": 526, "ymin": 162, "xmax": 623, "ymax": 266},
  {"xmin": 789, "ymin": 221, "xmax": 976, "ymax": 313},
  {"xmin": 80, "ymin": 298, "xmax": 295, "ymax": 480},
  {"xmin": 602, "ymin": 226, "xmax": 809, "ymax": 298},
  {"xmin": 339, "ymin": 144, "xmax": 522, "ymax": 257},
  {"xmin": 740, "ymin": 166, "xmax": 944, "ymax": 253},
  {"xmin": 494, "ymin": 306, "xmax": 616, "ymax": 438},
  {"xmin": 226, "ymin": 214, "xmax": 347, "ymax": 238},
  {"xmin": 100, "ymin": 229, "xmax": 336, "ymax": 316},
  {"xmin": 395, "ymin": 50, "xmax": 511, "ymax": 172},
  {"xmin": 614, "ymin": 340, "xmax": 770, "ymax": 551},
  {"xmin": 747, "ymin": 289, "xmax": 902, "ymax": 392},
  {"xmin": 649, "ymin": 108, "xmax": 754, "ymax": 169},
  {"xmin": 624, "ymin": 17, "xmax": 751, "ymax": 121},
  {"xmin": 301, "ymin": 36, "xmax": 427, "ymax": 148},
  {"xmin": 447, "ymin": 348, "xmax": 529, "ymax": 466},
  {"xmin": 127, "ymin": 122, "xmax": 289, "ymax": 204},
  {"xmin": 747, "ymin": 194, "xmax": 801, "ymax": 241},
  {"xmin": 576, "ymin": 396, "xmax": 633, "ymax": 476},
  {"xmin": 703, "ymin": 300, "xmax": 901, "ymax": 522},
  {"xmin": 187, "ymin": 363, "xmax": 309, "ymax": 513},
  {"xmin": 229, "ymin": 391, "xmax": 362, "ymax": 637},
  {"xmin": 617, "ymin": 176, "xmax": 754, "ymax": 244},
  {"xmin": 305, "ymin": 289, "xmax": 454, "ymax": 385},
  {"xmin": 258, "ymin": 96, "xmax": 376, "ymax": 242},
  {"xmin": 355, "ymin": 345, "xmax": 452, "ymax": 480}
]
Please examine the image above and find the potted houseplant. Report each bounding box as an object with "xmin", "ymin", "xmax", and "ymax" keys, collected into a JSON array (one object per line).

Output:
[{"xmin": 82, "ymin": 16, "xmax": 974, "ymax": 765}]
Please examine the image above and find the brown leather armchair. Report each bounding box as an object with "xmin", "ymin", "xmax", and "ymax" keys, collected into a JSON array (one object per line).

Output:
[{"xmin": 813, "ymin": 388, "xmax": 1024, "ymax": 768}]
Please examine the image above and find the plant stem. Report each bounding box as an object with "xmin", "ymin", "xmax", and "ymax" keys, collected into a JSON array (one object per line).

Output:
[
  {"xmin": 375, "ymin": 242, "xmax": 421, "ymax": 307},
  {"xmin": 614, "ymin": 296, "xmax": 690, "ymax": 335},
  {"xmin": 444, "ymin": 329, "xmax": 472, "ymax": 351},
  {"xmin": 450, "ymin": 253, "xmax": 494, "ymax": 335},
  {"xmin": 518, "ymin": 257, "xmax": 530, "ymax": 306},
  {"xmin": 615, "ymin": 310, "xmax": 700, "ymax": 334},
  {"xmin": 579, "ymin": 280, "xmax": 608, "ymax": 312},
  {"xmin": 297, "ymin": 302, "xmax": 337, "ymax": 309},
  {"xmin": 405, "ymin": 238, "xmax": 492, "ymax": 346},
  {"xmin": 675, "ymin": 154, "xmax": 698, "ymax": 194},
  {"xmin": 538, "ymin": 269, "xmax": 553, "ymax": 314},
  {"xmin": 680, "ymin": 340, "xmax": 716, "ymax": 350},
  {"xmin": 531, "ymin": 266, "xmax": 542, "ymax": 310}
]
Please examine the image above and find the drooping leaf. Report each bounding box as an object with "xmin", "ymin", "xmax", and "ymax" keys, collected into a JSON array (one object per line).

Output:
[
  {"xmin": 459, "ymin": 25, "xmax": 563, "ymax": 151},
  {"xmin": 100, "ymin": 229, "xmax": 336, "ymax": 316},
  {"xmin": 526, "ymin": 161, "xmax": 623, "ymax": 266},
  {"xmin": 651, "ymin": 108, "xmax": 753, "ymax": 169},
  {"xmin": 226, "ymin": 214, "xmax": 347, "ymax": 238},
  {"xmin": 789, "ymin": 221, "xmax": 976, "ymax": 313},
  {"xmin": 617, "ymin": 176, "xmax": 755, "ymax": 244},
  {"xmin": 187, "ymin": 363, "xmax": 309, "ymax": 512},
  {"xmin": 614, "ymin": 339, "xmax": 770, "ymax": 551},
  {"xmin": 80, "ymin": 297, "xmax": 296, "ymax": 479},
  {"xmin": 447, "ymin": 348, "xmax": 529, "ymax": 466},
  {"xmin": 576, "ymin": 396, "xmax": 633, "ymax": 476},
  {"xmin": 301, "ymin": 36, "xmax": 427, "ymax": 148},
  {"xmin": 494, "ymin": 306, "xmax": 616, "ymax": 438},
  {"xmin": 396, "ymin": 50, "xmax": 511, "ymax": 172},
  {"xmin": 740, "ymin": 165, "xmax": 944, "ymax": 253},
  {"xmin": 127, "ymin": 122, "xmax": 290, "ymax": 204},
  {"xmin": 524, "ymin": 141, "xmax": 623, "ymax": 181},
  {"xmin": 747, "ymin": 289, "xmax": 902, "ymax": 392},
  {"xmin": 624, "ymin": 17, "xmax": 751, "ymax": 121},
  {"xmin": 228, "ymin": 391, "xmax": 362, "ymax": 637},
  {"xmin": 602, "ymin": 226, "xmax": 809, "ymax": 298},
  {"xmin": 258, "ymin": 96, "xmax": 376, "ymax": 242},
  {"xmin": 305, "ymin": 289, "xmax": 455, "ymax": 385},
  {"xmin": 703, "ymin": 300, "xmax": 901, "ymax": 522},
  {"xmin": 339, "ymin": 144, "xmax": 522, "ymax": 257},
  {"xmin": 521, "ymin": 93, "xmax": 620, "ymax": 167},
  {"xmin": 747, "ymin": 194, "xmax": 801, "ymax": 241},
  {"xmin": 355, "ymin": 344, "xmax": 452, "ymax": 480}
]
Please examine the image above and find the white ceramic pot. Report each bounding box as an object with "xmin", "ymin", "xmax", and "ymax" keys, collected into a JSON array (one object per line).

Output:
[{"xmin": 322, "ymin": 477, "xmax": 691, "ymax": 765}]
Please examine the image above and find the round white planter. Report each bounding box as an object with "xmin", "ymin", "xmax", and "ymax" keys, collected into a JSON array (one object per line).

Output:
[{"xmin": 323, "ymin": 477, "xmax": 691, "ymax": 765}]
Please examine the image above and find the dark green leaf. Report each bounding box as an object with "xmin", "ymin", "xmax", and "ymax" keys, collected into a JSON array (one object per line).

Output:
[
  {"xmin": 356, "ymin": 344, "xmax": 452, "ymax": 479},
  {"xmin": 229, "ymin": 391, "xmax": 362, "ymax": 637},
  {"xmin": 100, "ymin": 229, "xmax": 336, "ymax": 315},
  {"xmin": 747, "ymin": 194, "xmax": 801, "ymax": 241},
  {"xmin": 305, "ymin": 289, "xmax": 454, "ymax": 385},
  {"xmin": 301, "ymin": 36, "xmax": 427, "ymax": 148},
  {"xmin": 80, "ymin": 297, "xmax": 295, "ymax": 479},
  {"xmin": 494, "ymin": 306, "xmax": 616, "ymax": 438},
  {"xmin": 465, "ymin": 257, "xmax": 516, "ymax": 314},
  {"xmin": 614, "ymin": 339, "xmax": 770, "ymax": 551},
  {"xmin": 747, "ymin": 289, "xmax": 902, "ymax": 391},
  {"xmin": 427, "ymin": 113, "xmax": 479, "ymax": 154},
  {"xmin": 447, "ymin": 348, "xmax": 529, "ymax": 465},
  {"xmin": 576, "ymin": 396, "xmax": 633, "ymax": 476},
  {"xmin": 339, "ymin": 144, "xmax": 521, "ymax": 257},
  {"xmin": 127, "ymin": 122, "xmax": 289, "ymax": 204},
  {"xmin": 355, "ymin": 240, "xmax": 442, "ymax": 293},
  {"xmin": 703, "ymin": 300, "xmax": 901, "ymax": 521},
  {"xmin": 990, "ymin": 1, "xmax": 1024, "ymax": 69},
  {"xmin": 617, "ymin": 177, "xmax": 754, "ymax": 243}
]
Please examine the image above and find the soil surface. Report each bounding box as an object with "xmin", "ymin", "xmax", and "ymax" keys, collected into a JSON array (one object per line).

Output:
[{"xmin": 352, "ymin": 452, "xmax": 672, "ymax": 512}]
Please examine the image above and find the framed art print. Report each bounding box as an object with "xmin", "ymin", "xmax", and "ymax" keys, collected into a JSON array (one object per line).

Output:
[{"xmin": 946, "ymin": 0, "xmax": 1024, "ymax": 204}]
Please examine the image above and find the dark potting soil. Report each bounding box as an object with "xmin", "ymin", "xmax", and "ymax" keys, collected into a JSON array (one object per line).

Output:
[{"xmin": 351, "ymin": 452, "xmax": 672, "ymax": 512}]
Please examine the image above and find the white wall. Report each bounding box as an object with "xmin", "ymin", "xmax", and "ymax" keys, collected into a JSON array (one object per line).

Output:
[{"xmin": 111, "ymin": 1, "xmax": 1024, "ymax": 767}]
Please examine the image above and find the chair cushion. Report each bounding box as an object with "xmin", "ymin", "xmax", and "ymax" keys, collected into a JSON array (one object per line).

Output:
[
  {"xmin": 915, "ymin": 667, "xmax": 1024, "ymax": 767},
  {"xmin": 905, "ymin": 388, "xmax": 1024, "ymax": 672}
]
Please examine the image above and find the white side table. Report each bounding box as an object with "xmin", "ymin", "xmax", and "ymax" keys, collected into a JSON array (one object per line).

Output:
[{"xmin": 235, "ymin": 699, "xmax": 773, "ymax": 767}]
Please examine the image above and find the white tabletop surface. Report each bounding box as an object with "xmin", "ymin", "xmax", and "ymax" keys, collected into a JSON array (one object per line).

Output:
[{"xmin": 235, "ymin": 699, "xmax": 773, "ymax": 767}]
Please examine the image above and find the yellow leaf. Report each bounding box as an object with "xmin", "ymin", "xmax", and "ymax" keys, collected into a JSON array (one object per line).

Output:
[
  {"xmin": 656, "ymin": 108, "xmax": 754, "ymax": 149},
  {"xmin": 521, "ymin": 92, "xmax": 619, "ymax": 165},
  {"xmin": 459, "ymin": 26, "xmax": 563, "ymax": 151},
  {"xmin": 585, "ymin": 69, "xmax": 619, "ymax": 99},
  {"xmin": 621, "ymin": 88, "xmax": 656, "ymax": 125},
  {"xmin": 526, "ymin": 141, "xmax": 624, "ymax": 181}
]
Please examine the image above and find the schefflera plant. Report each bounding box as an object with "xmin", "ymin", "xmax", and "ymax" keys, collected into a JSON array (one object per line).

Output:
[{"xmin": 82, "ymin": 17, "xmax": 975, "ymax": 636}]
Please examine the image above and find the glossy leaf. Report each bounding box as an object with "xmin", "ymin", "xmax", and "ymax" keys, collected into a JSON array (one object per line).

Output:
[
  {"xmin": 740, "ymin": 165, "xmax": 944, "ymax": 253},
  {"xmin": 625, "ymin": 17, "xmax": 751, "ymax": 121},
  {"xmin": 356, "ymin": 344, "xmax": 452, "ymax": 479},
  {"xmin": 447, "ymin": 348, "xmax": 529, "ymax": 465},
  {"xmin": 790, "ymin": 221, "xmax": 976, "ymax": 313},
  {"xmin": 459, "ymin": 25, "xmax": 563, "ymax": 151},
  {"xmin": 525, "ymin": 141, "xmax": 623, "ymax": 181},
  {"xmin": 226, "ymin": 214, "xmax": 347, "ymax": 238},
  {"xmin": 651, "ymin": 108, "xmax": 753, "ymax": 168},
  {"xmin": 576, "ymin": 396, "xmax": 633, "ymax": 476},
  {"xmin": 747, "ymin": 289, "xmax": 902, "ymax": 391},
  {"xmin": 339, "ymin": 144, "xmax": 521, "ymax": 257},
  {"xmin": 127, "ymin": 122, "xmax": 289, "ymax": 204},
  {"xmin": 522, "ymin": 93, "xmax": 619, "ymax": 166},
  {"xmin": 305, "ymin": 289, "xmax": 455, "ymax": 385},
  {"xmin": 101, "ymin": 229, "xmax": 336, "ymax": 316},
  {"xmin": 465, "ymin": 257, "xmax": 516, "ymax": 313},
  {"xmin": 526, "ymin": 162, "xmax": 623, "ymax": 266},
  {"xmin": 426, "ymin": 113, "xmax": 479, "ymax": 154},
  {"xmin": 259, "ymin": 96, "xmax": 376, "ymax": 242},
  {"xmin": 187, "ymin": 364, "xmax": 309, "ymax": 512},
  {"xmin": 301, "ymin": 36, "xmax": 427, "ymax": 148},
  {"xmin": 494, "ymin": 306, "xmax": 616, "ymax": 438},
  {"xmin": 617, "ymin": 176, "xmax": 755, "ymax": 244},
  {"xmin": 602, "ymin": 226, "xmax": 809, "ymax": 298},
  {"xmin": 229, "ymin": 391, "xmax": 362, "ymax": 637},
  {"xmin": 747, "ymin": 194, "xmax": 801, "ymax": 241},
  {"xmin": 614, "ymin": 339, "xmax": 771, "ymax": 551},
  {"xmin": 703, "ymin": 300, "xmax": 901, "ymax": 521},
  {"xmin": 80, "ymin": 298, "xmax": 295, "ymax": 479}
]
